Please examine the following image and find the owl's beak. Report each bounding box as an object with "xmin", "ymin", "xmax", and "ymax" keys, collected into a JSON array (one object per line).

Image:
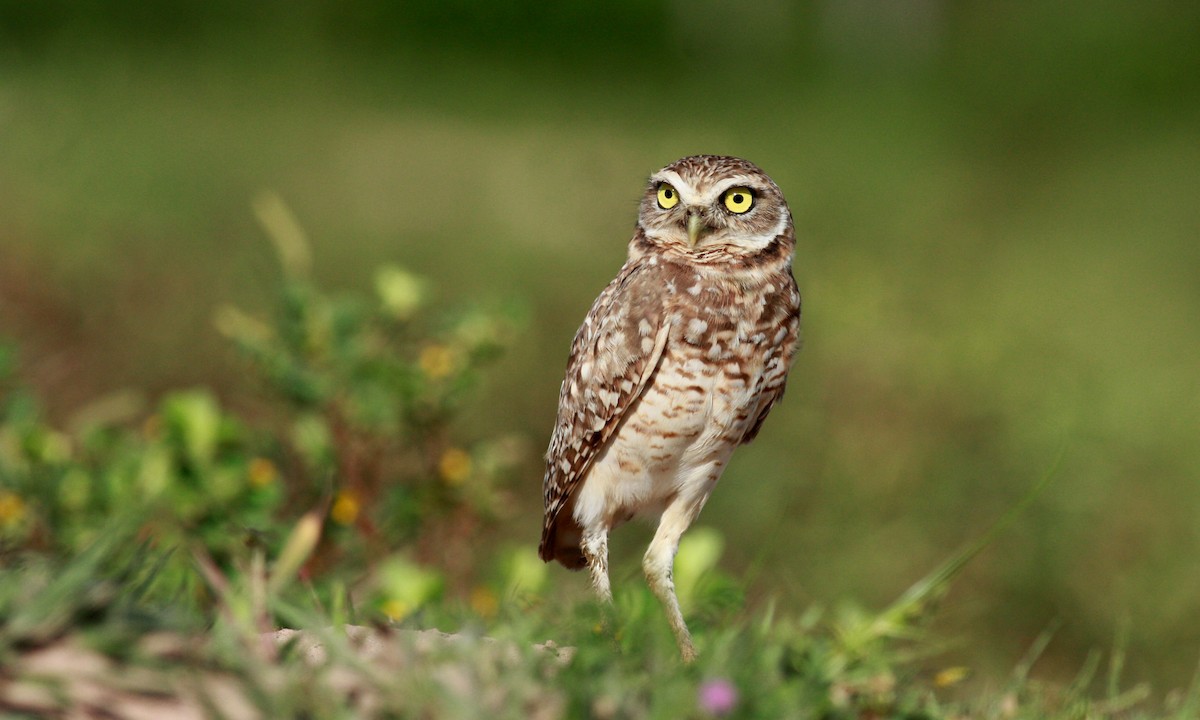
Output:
[{"xmin": 686, "ymin": 212, "xmax": 706, "ymax": 248}]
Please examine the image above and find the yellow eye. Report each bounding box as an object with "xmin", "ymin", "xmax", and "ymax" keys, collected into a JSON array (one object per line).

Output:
[
  {"xmin": 722, "ymin": 187, "xmax": 755, "ymax": 214},
  {"xmin": 656, "ymin": 183, "xmax": 679, "ymax": 209}
]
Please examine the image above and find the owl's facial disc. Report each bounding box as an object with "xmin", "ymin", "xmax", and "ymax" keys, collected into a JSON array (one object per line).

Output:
[{"xmin": 644, "ymin": 166, "xmax": 784, "ymax": 253}]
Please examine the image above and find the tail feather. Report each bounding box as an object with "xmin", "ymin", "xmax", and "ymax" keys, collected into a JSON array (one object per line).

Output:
[{"xmin": 539, "ymin": 515, "xmax": 586, "ymax": 569}]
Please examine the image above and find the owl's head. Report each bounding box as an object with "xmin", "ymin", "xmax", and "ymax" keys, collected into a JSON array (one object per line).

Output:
[{"xmin": 636, "ymin": 155, "xmax": 792, "ymax": 261}]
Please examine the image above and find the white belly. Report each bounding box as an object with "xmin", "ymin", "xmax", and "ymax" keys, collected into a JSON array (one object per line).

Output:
[{"xmin": 570, "ymin": 350, "xmax": 763, "ymax": 531}]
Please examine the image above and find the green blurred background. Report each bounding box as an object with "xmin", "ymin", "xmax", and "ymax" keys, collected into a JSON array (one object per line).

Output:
[{"xmin": 1, "ymin": 0, "xmax": 1197, "ymax": 693}]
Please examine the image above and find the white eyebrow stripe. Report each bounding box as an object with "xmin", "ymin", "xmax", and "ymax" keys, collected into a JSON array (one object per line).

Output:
[
  {"xmin": 709, "ymin": 176, "xmax": 760, "ymax": 196},
  {"xmin": 654, "ymin": 170, "xmax": 702, "ymax": 203}
]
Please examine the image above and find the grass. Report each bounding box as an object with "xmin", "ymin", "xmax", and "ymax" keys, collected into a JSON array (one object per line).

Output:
[{"xmin": 4, "ymin": 502, "xmax": 1199, "ymax": 719}]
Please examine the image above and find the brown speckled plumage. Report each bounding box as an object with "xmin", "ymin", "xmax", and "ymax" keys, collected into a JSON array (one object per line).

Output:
[{"xmin": 538, "ymin": 155, "xmax": 801, "ymax": 661}]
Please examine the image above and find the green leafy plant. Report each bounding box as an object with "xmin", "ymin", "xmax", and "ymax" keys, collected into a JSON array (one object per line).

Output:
[
  {"xmin": 212, "ymin": 193, "xmax": 522, "ymax": 600},
  {"xmin": 0, "ymin": 193, "xmax": 521, "ymax": 624}
]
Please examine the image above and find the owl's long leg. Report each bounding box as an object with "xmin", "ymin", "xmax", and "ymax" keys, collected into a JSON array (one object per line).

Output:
[
  {"xmin": 581, "ymin": 526, "xmax": 612, "ymax": 601},
  {"xmin": 643, "ymin": 497, "xmax": 707, "ymax": 663}
]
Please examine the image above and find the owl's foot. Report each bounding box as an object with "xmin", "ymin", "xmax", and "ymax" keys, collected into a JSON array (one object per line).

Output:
[
  {"xmin": 581, "ymin": 527, "xmax": 612, "ymax": 602},
  {"xmin": 644, "ymin": 504, "xmax": 703, "ymax": 663}
]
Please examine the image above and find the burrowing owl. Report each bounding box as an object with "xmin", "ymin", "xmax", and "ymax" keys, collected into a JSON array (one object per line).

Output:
[{"xmin": 538, "ymin": 155, "xmax": 801, "ymax": 661}]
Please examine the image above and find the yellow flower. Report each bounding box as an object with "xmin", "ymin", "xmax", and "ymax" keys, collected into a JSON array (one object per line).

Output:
[
  {"xmin": 0, "ymin": 491, "xmax": 27, "ymax": 528},
  {"xmin": 469, "ymin": 586, "xmax": 499, "ymax": 619},
  {"xmin": 438, "ymin": 448, "xmax": 472, "ymax": 485},
  {"xmin": 247, "ymin": 457, "xmax": 279, "ymax": 488},
  {"xmin": 381, "ymin": 598, "xmax": 413, "ymax": 622},
  {"xmin": 330, "ymin": 491, "xmax": 360, "ymax": 525},
  {"xmin": 418, "ymin": 344, "xmax": 458, "ymax": 380},
  {"xmin": 934, "ymin": 666, "xmax": 969, "ymax": 687}
]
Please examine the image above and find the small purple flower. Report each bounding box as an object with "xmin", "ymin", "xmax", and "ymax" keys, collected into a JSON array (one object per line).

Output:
[{"xmin": 698, "ymin": 678, "xmax": 739, "ymax": 716}]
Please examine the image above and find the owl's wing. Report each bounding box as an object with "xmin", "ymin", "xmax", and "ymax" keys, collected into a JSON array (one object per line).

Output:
[
  {"xmin": 741, "ymin": 274, "xmax": 802, "ymax": 445},
  {"xmin": 539, "ymin": 259, "xmax": 669, "ymax": 564}
]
